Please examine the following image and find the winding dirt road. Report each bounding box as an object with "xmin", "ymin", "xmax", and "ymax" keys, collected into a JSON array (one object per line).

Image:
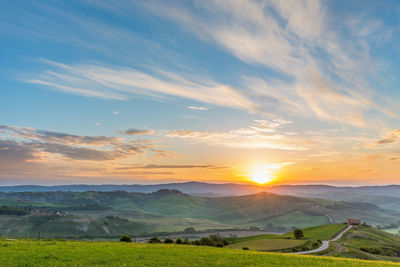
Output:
[{"xmin": 291, "ymin": 225, "xmax": 352, "ymax": 255}]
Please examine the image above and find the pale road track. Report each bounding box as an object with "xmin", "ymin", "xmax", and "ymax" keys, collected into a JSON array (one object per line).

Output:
[{"xmin": 291, "ymin": 225, "xmax": 352, "ymax": 255}]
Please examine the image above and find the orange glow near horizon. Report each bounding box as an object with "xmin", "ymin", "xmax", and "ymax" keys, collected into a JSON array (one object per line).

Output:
[
  {"xmin": 250, "ymin": 169, "xmax": 274, "ymax": 184},
  {"xmin": 247, "ymin": 163, "xmax": 290, "ymax": 185}
]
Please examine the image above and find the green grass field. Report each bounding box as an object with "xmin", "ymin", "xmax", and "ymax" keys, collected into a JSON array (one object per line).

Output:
[
  {"xmin": 264, "ymin": 211, "xmax": 330, "ymax": 229},
  {"xmin": 227, "ymin": 239, "xmax": 306, "ymax": 251},
  {"xmin": 226, "ymin": 224, "xmax": 347, "ymax": 253},
  {"xmin": 0, "ymin": 240, "xmax": 399, "ymax": 267},
  {"xmin": 283, "ymin": 223, "xmax": 347, "ymax": 240},
  {"xmin": 314, "ymin": 225, "xmax": 400, "ymax": 262},
  {"xmin": 231, "ymin": 224, "xmax": 346, "ymax": 244}
]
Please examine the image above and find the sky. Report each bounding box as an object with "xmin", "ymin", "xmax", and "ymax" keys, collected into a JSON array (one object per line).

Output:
[{"xmin": 1, "ymin": 0, "xmax": 400, "ymax": 186}]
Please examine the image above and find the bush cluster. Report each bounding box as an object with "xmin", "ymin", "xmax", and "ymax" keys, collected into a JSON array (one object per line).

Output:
[
  {"xmin": 360, "ymin": 247, "xmax": 397, "ymax": 256},
  {"xmin": 147, "ymin": 234, "xmax": 229, "ymax": 247},
  {"xmin": 119, "ymin": 235, "xmax": 132, "ymax": 242}
]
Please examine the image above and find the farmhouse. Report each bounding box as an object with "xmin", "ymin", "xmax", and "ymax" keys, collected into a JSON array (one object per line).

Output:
[{"xmin": 346, "ymin": 218, "xmax": 361, "ymax": 225}]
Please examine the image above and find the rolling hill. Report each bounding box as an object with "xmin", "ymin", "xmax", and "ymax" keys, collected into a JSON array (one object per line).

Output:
[
  {"xmin": 0, "ymin": 189, "xmax": 398, "ymax": 238},
  {"xmin": 316, "ymin": 224, "xmax": 400, "ymax": 262}
]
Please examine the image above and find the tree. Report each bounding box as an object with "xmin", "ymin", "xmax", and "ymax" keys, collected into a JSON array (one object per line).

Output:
[
  {"xmin": 293, "ymin": 229, "xmax": 304, "ymax": 239},
  {"xmin": 200, "ymin": 237, "xmax": 211, "ymax": 246},
  {"xmin": 176, "ymin": 238, "xmax": 183, "ymax": 244},
  {"xmin": 119, "ymin": 235, "xmax": 132, "ymax": 242},
  {"xmin": 148, "ymin": 237, "xmax": 161, "ymax": 243},
  {"xmin": 164, "ymin": 238, "xmax": 174, "ymax": 244}
]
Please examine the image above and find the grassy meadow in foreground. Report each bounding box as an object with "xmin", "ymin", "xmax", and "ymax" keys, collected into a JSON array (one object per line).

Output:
[
  {"xmin": 1, "ymin": 240, "xmax": 399, "ymax": 267},
  {"xmin": 227, "ymin": 239, "xmax": 306, "ymax": 251}
]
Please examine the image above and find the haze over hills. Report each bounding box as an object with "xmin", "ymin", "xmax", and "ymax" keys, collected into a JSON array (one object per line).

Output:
[
  {"xmin": 2, "ymin": 182, "xmax": 400, "ymax": 205},
  {"xmin": 0, "ymin": 189, "xmax": 399, "ymax": 239},
  {"xmin": 4, "ymin": 181, "xmax": 400, "ymax": 220},
  {"xmin": 3, "ymin": 181, "xmax": 400, "ymax": 195},
  {"xmin": 0, "ymin": 182, "xmax": 265, "ymax": 195}
]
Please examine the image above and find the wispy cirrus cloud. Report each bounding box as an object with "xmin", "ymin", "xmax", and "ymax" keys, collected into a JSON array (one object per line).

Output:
[
  {"xmin": 26, "ymin": 60, "xmax": 258, "ymax": 114},
  {"xmin": 187, "ymin": 106, "xmax": 208, "ymax": 111},
  {"xmin": 167, "ymin": 119, "xmax": 307, "ymax": 151},
  {"xmin": 15, "ymin": 0, "xmax": 398, "ymax": 129},
  {"xmin": 140, "ymin": 0, "xmax": 398, "ymax": 127}
]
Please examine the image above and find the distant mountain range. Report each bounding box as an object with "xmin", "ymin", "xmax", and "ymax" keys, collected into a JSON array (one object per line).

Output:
[
  {"xmin": 0, "ymin": 181, "xmax": 265, "ymax": 195},
  {"xmin": 2, "ymin": 181, "xmax": 400, "ymax": 197}
]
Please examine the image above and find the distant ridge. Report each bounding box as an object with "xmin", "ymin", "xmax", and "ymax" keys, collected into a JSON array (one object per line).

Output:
[{"xmin": 1, "ymin": 182, "xmax": 400, "ymax": 198}]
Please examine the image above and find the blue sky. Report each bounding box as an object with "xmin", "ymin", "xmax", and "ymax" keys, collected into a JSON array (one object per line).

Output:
[{"xmin": 1, "ymin": 0, "xmax": 400, "ymax": 185}]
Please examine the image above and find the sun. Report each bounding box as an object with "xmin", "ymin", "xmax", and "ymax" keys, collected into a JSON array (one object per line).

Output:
[
  {"xmin": 248, "ymin": 163, "xmax": 288, "ymax": 185},
  {"xmin": 250, "ymin": 169, "xmax": 273, "ymax": 184}
]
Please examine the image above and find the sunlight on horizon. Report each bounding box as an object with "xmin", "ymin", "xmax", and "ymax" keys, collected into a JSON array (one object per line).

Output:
[{"xmin": 247, "ymin": 163, "xmax": 292, "ymax": 185}]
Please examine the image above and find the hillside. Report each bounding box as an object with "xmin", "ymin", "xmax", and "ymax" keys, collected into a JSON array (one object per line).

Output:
[
  {"xmin": 0, "ymin": 190, "xmax": 399, "ymax": 238},
  {"xmin": 0, "ymin": 190, "xmax": 397, "ymax": 239},
  {"xmin": 3, "ymin": 182, "xmax": 400, "ymax": 213},
  {"xmin": 227, "ymin": 224, "xmax": 348, "ymax": 253},
  {"xmin": 316, "ymin": 225, "xmax": 400, "ymax": 262},
  {"xmin": 0, "ymin": 239, "xmax": 398, "ymax": 267}
]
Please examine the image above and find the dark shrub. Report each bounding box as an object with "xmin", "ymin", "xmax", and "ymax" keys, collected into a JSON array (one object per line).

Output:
[
  {"xmin": 294, "ymin": 229, "xmax": 304, "ymax": 239},
  {"xmin": 209, "ymin": 234, "xmax": 220, "ymax": 242},
  {"xmin": 119, "ymin": 235, "xmax": 132, "ymax": 242},
  {"xmin": 148, "ymin": 237, "xmax": 161, "ymax": 243},
  {"xmin": 164, "ymin": 238, "xmax": 174, "ymax": 244},
  {"xmin": 215, "ymin": 242, "xmax": 224, "ymax": 247},
  {"xmin": 176, "ymin": 238, "xmax": 183, "ymax": 244},
  {"xmin": 183, "ymin": 238, "xmax": 190, "ymax": 245},
  {"xmin": 242, "ymin": 247, "xmax": 249, "ymax": 250},
  {"xmin": 200, "ymin": 237, "xmax": 211, "ymax": 246}
]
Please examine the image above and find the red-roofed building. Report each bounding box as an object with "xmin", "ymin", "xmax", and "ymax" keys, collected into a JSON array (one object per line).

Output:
[{"xmin": 347, "ymin": 219, "xmax": 361, "ymax": 225}]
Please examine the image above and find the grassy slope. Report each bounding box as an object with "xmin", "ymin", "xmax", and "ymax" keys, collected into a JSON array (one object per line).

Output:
[
  {"xmin": 317, "ymin": 225, "xmax": 400, "ymax": 262},
  {"xmin": 264, "ymin": 210, "xmax": 329, "ymax": 228},
  {"xmin": 1, "ymin": 240, "xmax": 398, "ymax": 267},
  {"xmin": 284, "ymin": 224, "xmax": 347, "ymax": 240},
  {"xmin": 0, "ymin": 214, "xmax": 154, "ymax": 238},
  {"xmin": 231, "ymin": 224, "xmax": 347, "ymax": 243},
  {"xmin": 226, "ymin": 224, "xmax": 346, "ymax": 253},
  {"xmin": 227, "ymin": 239, "xmax": 306, "ymax": 251}
]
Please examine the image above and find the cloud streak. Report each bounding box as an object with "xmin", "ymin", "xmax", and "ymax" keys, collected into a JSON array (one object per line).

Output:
[
  {"xmin": 167, "ymin": 119, "xmax": 307, "ymax": 151},
  {"xmin": 26, "ymin": 60, "xmax": 258, "ymax": 114},
  {"xmin": 0, "ymin": 125, "xmax": 168, "ymax": 161},
  {"xmin": 115, "ymin": 164, "xmax": 226, "ymax": 170},
  {"xmin": 378, "ymin": 129, "xmax": 400, "ymax": 145},
  {"xmin": 187, "ymin": 106, "xmax": 208, "ymax": 111},
  {"xmin": 119, "ymin": 129, "xmax": 155, "ymax": 136}
]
